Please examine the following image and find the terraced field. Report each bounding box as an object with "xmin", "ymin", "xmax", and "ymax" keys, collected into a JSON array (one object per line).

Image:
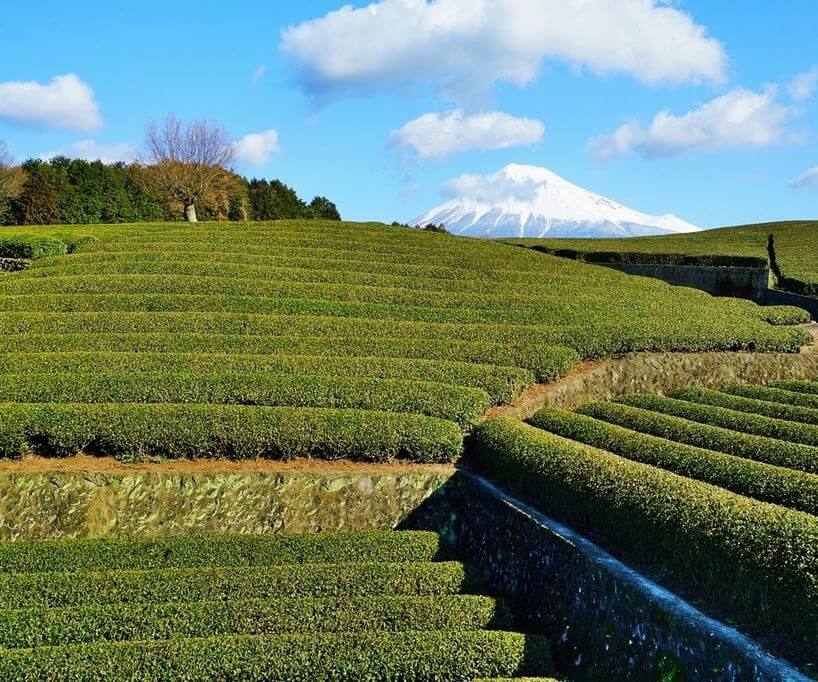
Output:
[
  {"xmin": 0, "ymin": 220, "xmax": 809, "ymax": 463},
  {"xmin": 506, "ymin": 220, "xmax": 818, "ymax": 296},
  {"xmin": 473, "ymin": 379, "xmax": 818, "ymax": 663},
  {"xmin": 0, "ymin": 530, "xmax": 556, "ymax": 680}
]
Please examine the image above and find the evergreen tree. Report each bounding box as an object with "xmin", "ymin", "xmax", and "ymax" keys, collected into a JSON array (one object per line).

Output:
[{"xmin": 309, "ymin": 196, "xmax": 341, "ymax": 220}]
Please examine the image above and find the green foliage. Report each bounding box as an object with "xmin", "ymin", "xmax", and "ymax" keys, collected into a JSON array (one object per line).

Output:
[
  {"xmin": 618, "ymin": 393, "xmax": 818, "ymax": 447},
  {"xmin": 472, "ymin": 417, "xmax": 818, "ymax": 660},
  {"xmin": 0, "ymin": 561, "xmax": 477, "ymax": 608},
  {"xmin": 0, "ymin": 630, "xmax": 550, "ymax": 681},
  {"xmin": 530, "ymin": 405, "xmax": 818, "ymax": 515},
  {"xmin": 0, "ymin": 372, "xmax": 489, "ymax": 427},
  {"xmin": 770, "ymin": 379, "xmax": 818, "ymax": 396},
  {"xmin": 671, "ymin": 386, "xmax": 818, "ymax": 426},
  {"xmin": 247, "ymin": 178, "xmax": 311, "ymax": 220},
  {"xmin": 0, "ymin": 402, "xmax": 462, "ymax": 463},
  {"xmin": 0, "ymin": 595, "xmax": 508, "ymax": 648},
  {"xmin": 0, "ymin": 531, "xmax": 445, "ymax": 573},
  {"xmin": 727, "ymin": 383, "xmax": 818, "ymax": 409},
  {"xmin": 577, "ymin": 401, "xmax": 818, "ymax": 474},
  {"xmin": 309, "ymin": 195, "xmax": 341, "ymax": 220}
]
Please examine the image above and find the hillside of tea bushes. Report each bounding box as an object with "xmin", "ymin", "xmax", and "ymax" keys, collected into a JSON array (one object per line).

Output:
[
  {"xmin": 0, "ymin": 530, "xmax": 556, "ymax": 680},
  {"xmin": 505, "ymin": 220, "xmax": 818, "ymax": 297},
  {"xmin": 0, "ymin": 220, "xmax": 810, "ymax": 463},
  {"xmin": 474, "ymin": 378, "xmax": 818, "ymax": 663}
]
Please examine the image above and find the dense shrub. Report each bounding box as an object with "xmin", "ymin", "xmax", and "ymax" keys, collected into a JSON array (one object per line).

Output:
[
  {"xmin": 0, "ymin": 595, "xmax": 508, "ymax": 648},
  {"xmin": 578, "ymin": 401, "xmax": 818, "ymax": 474},
  {"xmin": 472, "ymin": 417, "xmax": 818, "ymax": 660},
  {"xmin": 531, "ymin": 406, "xmax": 818, "ymax": 515},
  {"xmin": 0, "ymin": 235, "xmax": 66, "ymax": 259},
  {"xmin": 0, "ymin": 630, "xmax": 552, "ymax": 681},
  {"xmin": 0, "ymin": 403, "xmax": 462, "ymax": 463},
  {"xmin": 0, "ymin": 531, "xmax": 445, "ymax": 573},
  {"xmin": 0, "ymin": 561, "xmax": 478, "ymax": 608},
  {"xmin": 771, "ymin": 379, "xmax": 818, "ymax": 396},
  {"xmin": 671, "ymin": 386, "xmax": 818, "ymax": 426},
  {"xmin": 619, "ymin": 393, "xmax": 818, "ymax": 447}
]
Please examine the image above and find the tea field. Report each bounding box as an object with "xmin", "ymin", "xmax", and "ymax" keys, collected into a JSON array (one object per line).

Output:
[
  {"xmin": 0, "ymin": 220, "xmax": 810, "ymax": 463},
  {"xmin": 505, "ymin": 220, "xmax": 818, "ymax": 297},
  {"xmin": 0, "ymin": 530, "xmax": 557, "ymax": 680},
  {"xmin": 474, "ymin": 378, "xmax": 818, "ymax": 663}
]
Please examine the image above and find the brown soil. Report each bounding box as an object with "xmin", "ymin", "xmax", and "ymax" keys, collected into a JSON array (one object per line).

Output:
[{"xmin": 0, "ymin": 453, "xmax": 454, "ymax": 476}]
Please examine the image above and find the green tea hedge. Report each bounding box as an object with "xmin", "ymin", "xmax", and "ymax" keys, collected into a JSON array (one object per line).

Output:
[
  {"xmin": 619, "ymin": 393, "xmax": 818, "ymax": 447},
  {"xmin": 771, "ymin": 380, "xmax": 818, "ymax": 396},
  {"xmin": 671, "ymin": 386, "xmax": 818, "ymax": 426},
  {"xmin": 531, "ymin": 406, "xmax": 818, "ymax": 515},
  {"xmin": 0, "ymin": 531, "xmax": 445, "ymax": 573},
  {"xmin": 0, "ymin": 372, "xmax": 490, "ymax": 427},
  {"xmin": 578, "ymin": 401, "xmax": 818, "ymax": 473},
  {"xmin": 0, "ymin": 595, "xmax": 508, "ymax": 648},
  {"xmin": 0, "ymin": 402, "xmax": 462, "ymax": 463},
  {"xmin": 0, "ymin": 629, "xmax": 552, "ymax": 681},
  {"xmin": 472, "ymin": 417, "xmax": 818, "ymax": 659},
  {"xmin": 0, "ymin": 561, "xmax": 478, "ymax": 608},
  {"xmin": 726, "ymin": 383, "xmax": 818, "ymax": 410}
]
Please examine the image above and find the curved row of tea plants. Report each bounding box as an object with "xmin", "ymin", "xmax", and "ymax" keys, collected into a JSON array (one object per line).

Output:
[
  {"xmin": 473, "ymin": 411, "xmax": 818, "ymax": 664},
  {"xmin": 0, "ymin": 221, "xmax": 808, "ymax": 462},
  {"xmin": 0, "ymin": 530, "xmax": 555, "ymax": 681}
]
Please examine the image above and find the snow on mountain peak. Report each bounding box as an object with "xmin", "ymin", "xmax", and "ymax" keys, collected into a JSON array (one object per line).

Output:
[{"xmin": 412, "ymin": 164, "xmax": 701, "ymax": 238}]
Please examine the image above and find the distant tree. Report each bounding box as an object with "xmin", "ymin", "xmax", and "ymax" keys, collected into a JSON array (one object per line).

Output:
[
  {"xmin": 247, "ymin": 178, "xmax": 311, "ymax": 220},
  {"xmin": 423, "ymin": 223, "xmax": 448, "ymax": 234},
  {"xmin": 308, "ymin": 195, "xmax": 341, "ymax": 221},
  {"xmin": 137, "ymin": 115, "xmax": 235, "ymax": 222},
  {"xmin": 11, "ymin": 160, "xmax": 60, "ymax": 225}
]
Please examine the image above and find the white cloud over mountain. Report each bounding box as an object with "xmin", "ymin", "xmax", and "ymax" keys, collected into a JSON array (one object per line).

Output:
[
  {"xmin": 40, "ymin": 139, "xmax": 135, "ymax": 164},
  {"xmin": 233, "ymin": 129, "xmax": 280, "ymax": 167},
  {"xmin": 281, "ymin": 0, "xmax": 726, "ymax": 101},
  {"xmin": 0, "ymin": 74, "xmax": 102, "ymax": 132},
  {"xmin": 392, "ymin": 109, "xmax": 544, "ymax": 158},
  {"xmin": 588, "ymin": 87, "xmax": 794, "ymax": 159}
]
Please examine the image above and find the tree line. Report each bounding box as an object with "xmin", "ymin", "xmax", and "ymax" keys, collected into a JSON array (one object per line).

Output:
[{"xmin": 0, "ymin": 117, "xmax": 340, "ymax": 225}]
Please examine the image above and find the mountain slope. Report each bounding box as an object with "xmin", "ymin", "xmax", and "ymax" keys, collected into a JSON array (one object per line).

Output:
[{"xmin": 413, "ymin": 164, "xmax": 700, "ymax": 238}]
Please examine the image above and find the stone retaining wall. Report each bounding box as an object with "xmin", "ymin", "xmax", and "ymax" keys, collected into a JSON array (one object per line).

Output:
[{"xmin": 0, "ymin": 468, "xmax": 454, "ymax": 540}]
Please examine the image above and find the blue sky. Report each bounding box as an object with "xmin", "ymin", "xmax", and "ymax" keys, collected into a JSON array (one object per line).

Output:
[{"xmin": 1, "ymin": 0, "xmax": 817, "ymax": 228}]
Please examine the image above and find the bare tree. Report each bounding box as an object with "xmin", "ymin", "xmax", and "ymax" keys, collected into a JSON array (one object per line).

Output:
[{"xmin": 137, "ymin": 116, "xmax": 235, "ymax": 222}]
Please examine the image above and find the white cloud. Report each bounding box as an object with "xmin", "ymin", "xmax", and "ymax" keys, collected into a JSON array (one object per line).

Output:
[
  {"xmin": 281, "ymin": 0, "xmax": 726, "ymax": 102},
  {"xmin": 791, "ymin": 166, "xmax": 818, "ymax": 190},
  {"xmin": 588, "ymin": 87, "xmax": 794, "ymax": 159},
  {"xmin": 392, "ymin": 109, "xmax": 544, "ymax": 158},
  {"xmin": 40, "ymin": 139, "xmax": 136, "ymax": 164},
  {"xmin": 233, "ymin": 129, "xmax": 280, "ymax": 167},
  {"xmin": 788, "ymin": 67, "xmax": 818, "ymax": 102},
  {"xmin": 251, "ymin": 65, "xmax": 267, "ymax": 86},
  {"xmin": 0, "ymin": 74, "xmax": 102, "ymax": 132},
  {"xmin": 444, "ymin": 171, "xmax": 540, "ymax": 203}
]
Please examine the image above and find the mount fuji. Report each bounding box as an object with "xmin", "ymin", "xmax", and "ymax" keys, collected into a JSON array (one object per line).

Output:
[{"xmin": 412, "ymin": 164, "xmax": 701, "ymax": 238}]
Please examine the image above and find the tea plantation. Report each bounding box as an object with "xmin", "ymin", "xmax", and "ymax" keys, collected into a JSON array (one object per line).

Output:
[
  {"xmin": 0, "ymin": 530, "xmax": 556, "ymax": 680},
  {"xmin": 0, "ymin": 220, "xmax": 809, "ymax": 463},
  {"xmin": 474, "ymin": 378, "xmax": 818, "ymax": 663},
  {"xmin": 505, "ymin": 220, "xmax": 818, "ymax": 297}
]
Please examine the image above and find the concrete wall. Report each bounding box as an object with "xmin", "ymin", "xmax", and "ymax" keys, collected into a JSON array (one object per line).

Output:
[
  {"xmin": 761, "ymin": 288, "xmax": 818, "ymax": 320},
  {"xmin": 601, "ymin": 262, "xmax": 770, "ymax": 299}
]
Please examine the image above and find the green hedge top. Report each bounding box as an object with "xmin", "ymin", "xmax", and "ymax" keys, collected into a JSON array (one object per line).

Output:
[
  {"xmin": 0, "ymin": 235, "xmax": 67, "ymax": 260},
  {"xmin": 0, "ymin": 531, "xmax": 447, "ymax": 573}
]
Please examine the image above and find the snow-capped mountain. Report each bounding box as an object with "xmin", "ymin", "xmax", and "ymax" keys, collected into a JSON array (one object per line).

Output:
[{"xmin": 412, "ymin": 164, "xmax": 700, "ymax": 238}]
